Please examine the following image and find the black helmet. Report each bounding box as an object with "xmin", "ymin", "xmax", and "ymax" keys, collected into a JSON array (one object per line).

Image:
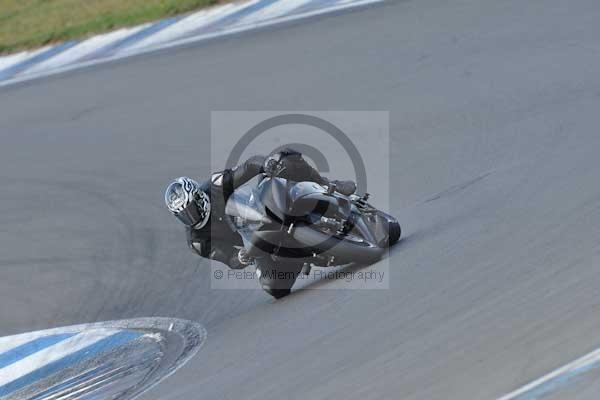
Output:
[{"xmin": 165, "ymin": 177, "xmax": 210, "ymax": 229}]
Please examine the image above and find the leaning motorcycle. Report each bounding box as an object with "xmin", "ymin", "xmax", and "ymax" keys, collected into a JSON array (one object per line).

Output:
[{"xmin": 224, "ymin": 173, "xmax": 401, "ymax": 299}]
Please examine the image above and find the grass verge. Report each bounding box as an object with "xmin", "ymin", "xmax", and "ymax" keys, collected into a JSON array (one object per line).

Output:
[{"xmin": 0, "ymin": 0, "xmax": 223, "ymax": 54}]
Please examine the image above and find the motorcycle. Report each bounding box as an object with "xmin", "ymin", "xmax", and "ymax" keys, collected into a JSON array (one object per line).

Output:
[{"xmin": 225, "ymin": 175, "xmax": 401, "ymax": 299}]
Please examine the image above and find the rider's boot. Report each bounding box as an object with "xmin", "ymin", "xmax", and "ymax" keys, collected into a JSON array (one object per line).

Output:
[{"xmin": 237, "ymin": 248, "xmax": 254, "ymax": 266}]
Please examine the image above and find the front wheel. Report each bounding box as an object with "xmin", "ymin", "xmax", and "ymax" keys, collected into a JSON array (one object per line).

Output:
[{"xmin": 374, "ymin": 211, "xmax": 401, "ymax": 247}]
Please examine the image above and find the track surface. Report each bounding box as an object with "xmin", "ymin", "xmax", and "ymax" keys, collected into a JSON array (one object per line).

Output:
[{"xmin": 2, "ymin": 0, "xmax": 600, "ymax": 398}]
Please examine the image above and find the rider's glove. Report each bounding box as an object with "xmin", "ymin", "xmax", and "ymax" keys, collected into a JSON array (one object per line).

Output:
[{"xmin": 325, "ymin": 179, "xmax": 356, "ymax": 196}]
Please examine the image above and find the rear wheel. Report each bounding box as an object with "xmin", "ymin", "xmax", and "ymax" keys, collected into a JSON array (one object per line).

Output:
[
  {"xmin": 255, "ymin": 259, "xmax": 302, "ymax": 299},
  {"xmin": 263, "ymin": 288, "xmax": 291, "ymax": 299}
]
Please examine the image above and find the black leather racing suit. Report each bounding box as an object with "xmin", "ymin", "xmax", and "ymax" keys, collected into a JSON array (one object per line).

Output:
[{"xmin": 187, "ymin": 150, "xmax": 355, "ymax": 268}]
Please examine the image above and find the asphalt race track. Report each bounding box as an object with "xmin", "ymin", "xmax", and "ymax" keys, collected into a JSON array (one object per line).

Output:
[{"xmin": 2, "ymin": 0, "xmax": 600, "ymax": 398}]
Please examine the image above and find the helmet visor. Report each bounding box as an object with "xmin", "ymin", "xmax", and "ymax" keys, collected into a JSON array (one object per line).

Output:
[
  {"xmin": 174, "ymin": 201, "xmax": 205, "ymax": 227},
  {"xmin": 165, "ymin": 181, "xmax": 190, "ymax": 213}
]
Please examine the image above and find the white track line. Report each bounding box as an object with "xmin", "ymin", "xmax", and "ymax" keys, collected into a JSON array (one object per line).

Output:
[
  {"xmin": 23, "ymin": 26, "xmax": 149, "ymax": 75},
  {"xmin": 0, "ymin": 47, "xmax": 51, "ymax": 73},
  {"xmin": 236, "ymin": 0, "xmax": 316, "ymax": 25},
  {"xmin": 0, "ymin": 0, "xmax": 383, "ymax": 88},
  {"xmin": 122, "ymin": 3, "xmax": 241, "ymax": 53},
  {"xmin": 117, "ymin": 0, "xmax": 383, "ymax": 58},
  {"xmin": 497, "ymin": 347, "xmax": 600, "ymax": 399},
  {"xmin": 0, "ymin": 332, "xmax": 52, "ymax": 355},
  {"xmin": 0, "ymin": 329, "xmax": 119, "ymax": 387}
]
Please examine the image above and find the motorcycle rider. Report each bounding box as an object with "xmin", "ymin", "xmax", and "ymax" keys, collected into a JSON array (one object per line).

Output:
[{"xmin": 164, "ymin": 149, "xmax": 357, "ymax": 269}]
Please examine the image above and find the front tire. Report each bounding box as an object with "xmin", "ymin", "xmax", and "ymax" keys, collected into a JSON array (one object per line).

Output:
[
  {"xmin": 387, "ymin": 220, "xmax": 401, "ymax": 246},
  {"xmin": 376, "ymin": 211, "xmax": 401, "ymax": 247}
]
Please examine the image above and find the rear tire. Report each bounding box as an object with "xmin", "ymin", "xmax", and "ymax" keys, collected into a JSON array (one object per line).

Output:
[
  {"xmin": 264, "ymin": 288, "xmax": 291, "ymax": 299},
  {"xmin": 256, "ymin": 259, "xmax": 302, "ymax": 299}
]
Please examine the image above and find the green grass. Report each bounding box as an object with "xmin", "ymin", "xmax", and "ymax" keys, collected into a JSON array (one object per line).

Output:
[{"xmin": 0, "ymin": 0, "xmax": 223, "ymax": 54}]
